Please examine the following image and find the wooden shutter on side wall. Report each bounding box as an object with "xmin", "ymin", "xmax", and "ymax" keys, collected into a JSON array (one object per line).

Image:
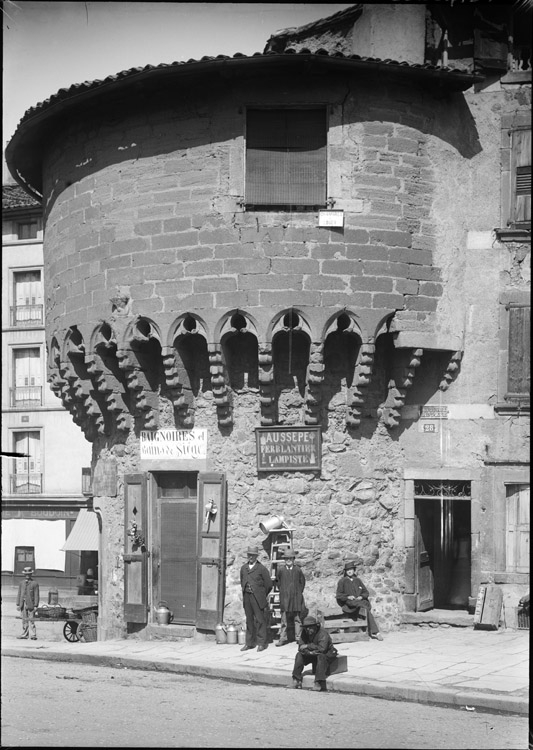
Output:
[
  {"xmin": 507, "ymin": 306, "xmax": 531, "ymax": 398},
  {"xmin": 511, "ymin": 130, "xmax": 531, "ymax": 226},
  {"xmin": 196, "ymin": 473, "xmax": 227, "ymax": 630},
  {"xmin": 124, "ymin": 473, "xmax": 148, "ymax": 623}
]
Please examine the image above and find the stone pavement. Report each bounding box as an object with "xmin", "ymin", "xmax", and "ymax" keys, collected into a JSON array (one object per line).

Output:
[{"xmin": 1, "ymin": 624, "xmax": 528, "ymax": 716}]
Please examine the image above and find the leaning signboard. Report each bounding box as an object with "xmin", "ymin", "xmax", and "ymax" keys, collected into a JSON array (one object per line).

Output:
[{"xmin": 255, "ymin": 426, "xmax": 321, "ymax": 472}]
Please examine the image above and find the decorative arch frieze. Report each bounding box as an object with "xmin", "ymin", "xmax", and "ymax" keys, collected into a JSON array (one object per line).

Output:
[
  {"xmin": 379, "ymin": 348, "xmax": 424, "ymax": 428},
  {"xmin": 268, "ymin": 308, "xmax": 313, "ymax": 342}
]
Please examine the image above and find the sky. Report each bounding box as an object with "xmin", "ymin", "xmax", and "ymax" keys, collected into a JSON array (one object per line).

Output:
[{"xmin": 3, "ymin": 1, "xmax": 352, "ymax": 162}]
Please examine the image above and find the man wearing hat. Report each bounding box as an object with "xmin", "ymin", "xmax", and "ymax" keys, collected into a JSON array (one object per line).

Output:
[
  {"xmin": 240, "ymin": 545, "xmax": 273, "ymax": 652},
  {"xmin": 274, "ymin": 548, "xmax": 306, "ymax": 647},
  {"xmin": 336, "ymin": 560, "xmax": 383, "ymax": 640},
  {"xmin": 292, "ymin": 615, "xmax": 337, "ymax": 691},
  {"xmin": 16, "ymin": 566, "xmax": 40, "ymax": 640}
]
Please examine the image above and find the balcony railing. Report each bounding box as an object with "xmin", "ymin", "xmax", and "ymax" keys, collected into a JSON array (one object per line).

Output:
[
  {"xmin": 10, "ymin": 473, "xmax": 43, "ymax": 494},
  {"xmin": 10, "ymin": 305, "xmax": 44, "ymax": 327},
  {"xmin": 10, "ymin": 386, "xmax": 43, "ymax": 408},
  {"xmin": 508, "ymin": 44, "xmax": 532, "ymax": 72}
]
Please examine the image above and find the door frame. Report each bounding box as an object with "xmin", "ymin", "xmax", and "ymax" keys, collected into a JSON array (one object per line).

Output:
[{"xmin": 403, "ymin": 468, "xmax": 480, "ymax": 612}]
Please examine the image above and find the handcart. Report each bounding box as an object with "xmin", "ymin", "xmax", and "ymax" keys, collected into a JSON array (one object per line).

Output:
[{"xmin": 34, "ymin": 604, "xmax": 98, "ymax": 643}]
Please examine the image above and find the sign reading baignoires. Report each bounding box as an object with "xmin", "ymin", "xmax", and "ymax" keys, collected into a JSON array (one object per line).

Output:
[
  {"xmin": 140, "ymin": 429, "xmax": 208, "ymax": 460},
  {"xmin": 255, "ymin": 426, "xmax": 321, "ymax": 472}
]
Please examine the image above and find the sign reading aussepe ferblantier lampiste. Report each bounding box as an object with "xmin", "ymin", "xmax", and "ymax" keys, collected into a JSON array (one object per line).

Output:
[
  {"xmin": 255, "ymin": 426, "xmax": 321, "ymax": 472},
  {"xmin": 140, "ymin": 429, "xmax": 207, "ymax": 460}
]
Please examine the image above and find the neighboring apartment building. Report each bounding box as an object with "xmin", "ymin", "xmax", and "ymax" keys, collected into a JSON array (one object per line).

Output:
[
  {"xmin": 5, "ymin": 3, "xmax": 529, "ymax": 641},
  {"xmin": 2, "ymin": 183, "xmax": 94, "ymax": 588}
]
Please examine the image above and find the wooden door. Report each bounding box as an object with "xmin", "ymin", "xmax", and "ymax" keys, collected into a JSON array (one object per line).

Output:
[
  {"xmin": 155, "ymin": 473, "xmax": 198, "ymax": 625},
  {"xmin": 196, "ymin": 473, "xmax": 227, "ymax": 630},
  {"xmin": 415, "ymin": 509, "xmax": 434, "ymax": 611},
  {"xmin": 123, "ymin": 474, "xmax": 148, "ymax": 624}
]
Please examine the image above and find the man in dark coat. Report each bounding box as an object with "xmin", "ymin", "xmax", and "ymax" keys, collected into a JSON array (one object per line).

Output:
[
  {"xmin": 335, "ymin": 559, "xmax": 383, "ymax": 640},
  {"xmin": 240, "ymin": 545, "xmax": 273, "ymax": 652},
  {"xmin": 292, "ymin": 615, "xmax": 337, "ymax": 692},
  {"xmin": 16, "ymin": 566, "xmax": 40, "ymax": 640},
  {"xmin": 274, "ymin": 547, "xmax": 306, "ymax": 646}
]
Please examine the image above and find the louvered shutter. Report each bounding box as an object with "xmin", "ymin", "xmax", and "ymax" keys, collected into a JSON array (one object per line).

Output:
[
  {"xmin": 124, "ymin": 474, "xmax": 149, "ymax": 623},
  {"xmin": 511, "ymin": 130, "xmax": 531, "ymax": 226},
  {"xmin": 506, "ymin": 485, "xmax": 530, "ymax": 573},
  {"xmin": 246, "ymin": 109, "xmax": 327, "ymax": 206},
  {"xmin": 507, "ymin": 306, "xmax": 531, "ymax": 397},
  {"xmin": 196, "ymin": 473, "xmax": 227, "ymax": 630}
]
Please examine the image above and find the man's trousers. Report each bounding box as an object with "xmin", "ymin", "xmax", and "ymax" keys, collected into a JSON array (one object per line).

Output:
[
  {"xmin": 21, "ymin": 604, "xmax": 37, "ymax": 638},
  {"xmin": 292, "ymin": 651, "xmax": 335, "ymax": 683},
  {"xmin": 243, "ymin": 592, "xmax": 268, "ymax": 647}
]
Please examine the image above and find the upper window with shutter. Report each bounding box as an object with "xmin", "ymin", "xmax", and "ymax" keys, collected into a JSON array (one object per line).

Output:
[
  {"xmin": 510, "ymin": 129, "xmax": 531, "ymax": 228},
  {"xmin": 245, "ymin": 108, "xmax": 327, "ymax": 208},
  {"xmin": 507, "ymin": 305, "xmax": 530, "ymax": 401}
]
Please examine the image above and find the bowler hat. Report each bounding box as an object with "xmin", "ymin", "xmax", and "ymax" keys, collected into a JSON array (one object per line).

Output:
[
  {"xmin": 245, "ymin": 545, "xmax": 260, "ymax": 556},
  {"xmin": 22, "ymin": 566, "xmax": 34, "ymax": 575},
  {"xmin": 282, "ymin": 548, "xmax": 297, "ymax": 558},
  {"xmin": 302, "ymin": 616, "xmax": 318, "ymax": 628}
]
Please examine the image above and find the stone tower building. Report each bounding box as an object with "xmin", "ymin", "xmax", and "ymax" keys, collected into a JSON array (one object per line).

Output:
[{"xmin": 6, "ymin": 4, "xmax": 530, "ymax": 640}]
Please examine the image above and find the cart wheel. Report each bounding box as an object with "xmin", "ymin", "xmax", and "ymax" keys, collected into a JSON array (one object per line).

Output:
[{"xmin": 63, "ymin": 620, "xmax": 80, "ymax": 642}]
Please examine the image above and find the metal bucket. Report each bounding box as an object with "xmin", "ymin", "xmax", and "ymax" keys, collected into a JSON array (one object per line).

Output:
[{"xmin": 259, "ymin": 515, "xmax": 285, "ymax": 534}]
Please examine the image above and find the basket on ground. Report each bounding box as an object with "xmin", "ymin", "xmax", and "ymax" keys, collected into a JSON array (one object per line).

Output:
[{"xmin": 79, "ymin": 623, "xmax": 98, "ymax": 642}]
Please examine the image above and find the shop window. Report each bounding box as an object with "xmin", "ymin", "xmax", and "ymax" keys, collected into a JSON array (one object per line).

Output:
[
  {"xmin": 14, "ymin": 547, "xmax": 35, "ymax": 575},
  {"xmin": 506, "ymin": 484, "xmax": 530, "ymax": 572},
  {"xmin": 506, "ymin": 305, "xmax": 530, "ymax": 402},
  {"xmin": 245, "ymin": 108, "xmax": 327, "ymax": 208}
]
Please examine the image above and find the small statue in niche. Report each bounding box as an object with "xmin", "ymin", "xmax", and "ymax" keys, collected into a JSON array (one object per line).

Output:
[{"xmin": 110, "ymin": 287, "xmax": 131, "ymax": 316}]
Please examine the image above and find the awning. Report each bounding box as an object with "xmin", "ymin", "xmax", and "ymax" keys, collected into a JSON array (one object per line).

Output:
[{"xmin": 61, "ymin": 509, "xmax": 99, "ymax": 551}]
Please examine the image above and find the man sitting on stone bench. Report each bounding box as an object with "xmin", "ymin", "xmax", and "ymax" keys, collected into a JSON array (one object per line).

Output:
[{"xmin": 336, "ymin": 559, "xmax": 383, "ymax": 641}]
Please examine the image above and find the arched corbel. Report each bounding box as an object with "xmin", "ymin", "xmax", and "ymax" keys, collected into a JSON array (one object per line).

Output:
[
  {"xmin": 439, "ymin": 351, "xmax": 463, "ymax": 391},
  {"xmin": 304, "ymin": 342, "xmax": 325, "ymax": 425},
  {"xmin": 379, "ymin": 348, "xmax": 424, "ymax": 428},
  {"xmin": 346, "ymin": 343, "xmax": 375, "ymax": 429}
]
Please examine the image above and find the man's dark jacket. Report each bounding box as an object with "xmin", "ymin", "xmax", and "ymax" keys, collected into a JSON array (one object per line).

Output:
[
  {"xmin": 16, "ymin": 578, "xmax": 40, "ymax": 609},
  {"xmin": 275, "ymin": 564, "xmax": 306, "ymax": 612},
  {"xmin": 335, "ymin": 575, "xmax": 369, "ymax": 613},
  {"xmin": 240, "ymin": 561, "xmax": 273, "ymax": 609},
  {"xmin": 299, "ymin": 624, "xmax": 336, "ymax": 657}
]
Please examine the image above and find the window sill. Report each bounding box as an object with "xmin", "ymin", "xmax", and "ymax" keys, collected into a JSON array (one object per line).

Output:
[
  {"xmin": 492, "ymin": 571, "xmax": 530, "ymax": 584},
  {"xmin": 494, "ymin": 227, "xmax": 531, "ymax": 242},
  {"xmin": 494, "ymin": 400, "xmax": 530, "ymax": 415},
  {"xmin": 501, "ymin": 70, "xmax": 532, "ymax": 84}
]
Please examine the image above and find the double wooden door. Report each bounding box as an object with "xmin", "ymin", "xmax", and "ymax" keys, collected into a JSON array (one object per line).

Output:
[{"xmin": 123, "ymin": 471, "xmax": 227, "ymax": 630}]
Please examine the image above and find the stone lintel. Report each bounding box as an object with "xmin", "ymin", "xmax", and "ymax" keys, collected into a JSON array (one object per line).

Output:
[{"xmin": 393, "ymin": 331, "xmax": 462, "ymax": 351}]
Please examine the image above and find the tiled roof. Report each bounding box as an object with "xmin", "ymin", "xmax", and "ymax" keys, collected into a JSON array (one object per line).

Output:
[
  {"xmin": 265, "ymin": 4, "xmax": 364, "ymax": 48},
  {"xmin": 14, "ymin": 49, "xmax": 477, "ymax": 131},
  {"xmin": 2, "ymin": 184, "xmax": 41, "ymax": 210}
]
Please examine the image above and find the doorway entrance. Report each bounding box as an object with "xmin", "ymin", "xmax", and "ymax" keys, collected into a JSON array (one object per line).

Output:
[
  {"xmin": 414, "ymin": 480, "xmax": 471, "ymax": 611},
  {"xmin": 154, "ymin": 472, "xmax": 198, "ymax": 624}
]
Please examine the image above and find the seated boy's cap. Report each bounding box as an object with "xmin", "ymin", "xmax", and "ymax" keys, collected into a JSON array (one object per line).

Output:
[
  {"xmin": 302, "ymin": 616, "xmax": 318, "ymax": 627},
  {"xmin": 344, "ymin": 560, "xmax": 359, "ymax": 571}
]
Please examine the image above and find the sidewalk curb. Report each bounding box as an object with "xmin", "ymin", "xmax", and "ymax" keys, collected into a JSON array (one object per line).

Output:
[{"xmin": 2, "ymin": 646, "xmax": 527, "ymax": 716}]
